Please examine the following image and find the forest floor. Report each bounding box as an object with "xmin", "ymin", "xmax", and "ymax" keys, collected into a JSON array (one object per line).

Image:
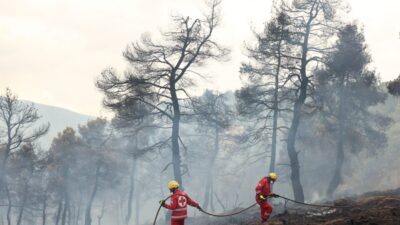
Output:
[{"xmin": 185, "ymin": 188, "xmax": 400, "ymax": 225}]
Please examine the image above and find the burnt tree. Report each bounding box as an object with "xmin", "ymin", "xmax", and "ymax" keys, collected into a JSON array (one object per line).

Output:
[
  {"xmin": 316, "ymin": 24, "xmax": 390, "ymax": 196},
  {"xmin": 0, "ymin": 88, "xmax": 49, "ymax": 184},
  {"xmin": 192, "ymin": 90, "xmax": 234, "ymax": 211},
  {"xmin": 96, "ymin": 0, "xmax": 228, "ymax": 186},
  {"xmin": 237, "ymin": 11, "xmax": 292, "ymax": 174},
  {"xmin": 280, "ymin": 0, "xmax": 343, "ymax": 202}
]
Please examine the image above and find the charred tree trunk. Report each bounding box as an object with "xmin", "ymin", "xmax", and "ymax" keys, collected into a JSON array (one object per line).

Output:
[
  {"xmin": 203, "ymin": 174, "xmax": 216, "ymax": 211},
  {"xmin": 125, "ymin": 157, "xmax": 136, "ymax": 225},
  {"xmin": 286, "ymin": 77, "xmax": 307, "ymax": 202},
  {"xmin": 209, "ymin": 181, "xmax": 215, "ymax": 212},
  {"xmin": 61, "ymin": 192, "xmax": 69, "ymax": 225},
  {"xmin": 327, "ymin": 133, "xmax": 344, "ymax": 196},
  {"xmin": 269, "ymin": 35, "xmax": 282, "ymax": 174},
  {"xmin": 327, "ymin": 76, "xmax": 346, "ymax": 196},
  {"xmin": 55, "ymin": 198, "xmax": 63, "ymax": 225},
  {"xmin": 74, "ymin": 194, "xmax": 82, "ymax": 225},
  {"xmin": 6, "ymin": 186, "xmax": 12, "ymax": 225},
  {"xmin": 285, "ymin": 9, "xmax": 315, "ymax": 202},
  {"xmin": 171, "ymin": 115, "xmax": 182, "ymax": 186},
  {"xmin": 16, "ymin": 195, "xmax": 26, "ymax": 225},
  {"xmin": 270, "ymin": 98, "xmax": 279, "ymax": 174},
  {"xmin": 203, "ymin": 124, "xmax": 219, "ymax": 211},
  {"xmin": 60, "ymin": 166, "xmax": 70, "ymax": 225},
  {"xmin": 42, "ymin": 191, "xmax": 47, "ymax": 225},
  {"xmin": 97, "ymin": 201, "xmax": 105, "ymax": 225},
  {"xmin": 170, "ymin": 81, "xmax": 183, "ymax": 186},
  {"xmin": 85, "ymin": 164, "xmax": 101, "ymax": 225},
  {"xmin": 116, "ymin": 201, "xmax": 120, "ymax": 225},
  {"xmin": 70, "ymin": 205, "xmax": 75, "ymax": 225},
  {"xmin": 0, "ymin": 162, "xmax": 7, "ymax": 189},
  {"xmin": 134, "ymin": 191, "xmax": 140, "ymax": 225},
  {"xmin": 203, "ymin": 176, "xmax": 211, "ymax": 210},
  {"xmin": 68, "ymin": 203, "xmax": 72, "ymax": 225},
  {"xmin": 16, "ymin": 181, "xmax": 30, "ymax": 225}
]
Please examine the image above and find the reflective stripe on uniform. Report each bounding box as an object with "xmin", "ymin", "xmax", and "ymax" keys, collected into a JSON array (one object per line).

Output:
[
  {"xmin": 173, "ymin": 208, "xmax": 187, "ymax": 212},
  {"xmin": 171, "ymin": 215, "xmax": 187, "ymax": 219}
]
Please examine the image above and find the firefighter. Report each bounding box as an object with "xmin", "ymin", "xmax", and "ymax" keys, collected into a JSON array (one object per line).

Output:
[
  {"xmin": 255, "ymin": 172, "xmax": 278, "ymax": 222},
  {"xmin": 159, "ymin": 180, "xmax": 201, "ymax": 225}
]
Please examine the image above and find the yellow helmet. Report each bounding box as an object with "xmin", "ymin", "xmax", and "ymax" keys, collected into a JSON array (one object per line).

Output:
[
  {"xmin": 267, "ymin": 172, "xmax": 278, "ymax": 182},
  {"xmin": 167, "ymin": 180, "xmax": 180, "ymax": 190}
]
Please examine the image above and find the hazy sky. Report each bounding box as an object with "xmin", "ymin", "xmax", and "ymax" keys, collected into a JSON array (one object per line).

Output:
[{"xmin": 1, "ymin": 0, "xmax": 399, "ymax": 116}]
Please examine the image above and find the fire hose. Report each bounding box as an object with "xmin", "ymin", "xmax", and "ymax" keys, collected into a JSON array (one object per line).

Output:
[
  {"xmin": 275, "ymin": 194, "xmax": 355, "ymax": 208},
  {"xmin": 276, "ymin": 194, "xmax": 400, "ymax": 209},
  {"xmin": 152, "ymin": 194, "xmax": 258, "ymax": 225},
  {"xmin": 153, "ymin": 193, "xmax": 400, "ymax": 225},
  {"xmin": 198, "ymin": 203, "xmax": 258, "ymax": 217}
]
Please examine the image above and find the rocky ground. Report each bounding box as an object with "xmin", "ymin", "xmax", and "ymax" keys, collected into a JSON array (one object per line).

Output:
[{"xmin": 183, "ymin": 188, "xmax": 400, "ymax": 225}]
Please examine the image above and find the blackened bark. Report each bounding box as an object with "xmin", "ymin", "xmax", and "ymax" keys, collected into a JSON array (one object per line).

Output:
[
  {"xmin": 68, "ymin": 202, "xmax": 72, "ymax": 225},
  {"xmin": 203, "ymin": 174, "xmax": 212, "ymax": 210},
  {"xmin": 210, "ymin": 181, "xmax": 215, "ymax": 211},
  {"xmin": 286, "ymin": 95, "xmax": 306, "ymax": 202},
  {"xmin": 55, "ymin": 198, "xmax": 63, "ymax": 225},
  {"xmin": 287, "ymin": 69, "xmax": 308, "ymax": 202},
  {"xmin": 84, "ymin": 164, "xmax": 101, "ymax": 225},
  {"xmin": 286, "ymin": 5, "xmax": 316, "ymax": 202},
  {"xmin": 16, "ymin": 181, "xmax": 30, "ymax": 225},
  {"xmin": 270, "ymin": 101, "xmax": 278, "ymax": 174},
  {"xmin": 75, "ymin": 195, "xmax": 82, "ymax": 225},
  {"xmin": 42, "ymin": 191, "xmax": 47, "ymax": 225},
  {"xmin": 203, "ymin": 124, "xmax": 219, "ymax": 211},
  {"xmin": 327, "ymin": 132, "xmax": 344, "ymax": 196},
  {"xmin": 125, "ymin": 157, "xmax": 136, "ymax": 224},
  {"xmin": 170, "ymin": 80, "xmax": 183, "ymax": 186},
  {"xmin": 269, "ymin": 32, "xmax": 283, "ymax": 174},
  {"xmin": 61, "ymin": 189, "xmax": 70, "ymax": 225},
  {"xmin": 327, "ymin": 76, "xmax": 345, "ymax": 196},
  {"xmin": 6, "ymin": 186, "xmax": 11, "ymax": 225},
  {"xmin": 134, "ymin": 192, "xmax": 140, "ymax": 225}
]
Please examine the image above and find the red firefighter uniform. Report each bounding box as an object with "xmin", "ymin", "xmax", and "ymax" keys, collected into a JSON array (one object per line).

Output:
[
  {"xmin": 255, "ymin": 177, "xmax": 273, "ymax": 221},
  {"xmin": 163, "ymin": 189, "xmax": 199, "ymax": 225}
]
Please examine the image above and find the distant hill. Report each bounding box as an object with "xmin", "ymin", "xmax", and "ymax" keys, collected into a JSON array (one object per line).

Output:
[{"xmin": 24, "ymin": 101, "xmax": 94, "ymax": 150}]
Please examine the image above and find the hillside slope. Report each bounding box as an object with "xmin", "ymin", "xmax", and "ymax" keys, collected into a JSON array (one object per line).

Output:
[
  {"xmin": 25, "ymin": 101, "xmax": 93, "ymax": 149},
  {"xmin": 184, "ymin": 189, "xmax": 400, "ymax": 225}
]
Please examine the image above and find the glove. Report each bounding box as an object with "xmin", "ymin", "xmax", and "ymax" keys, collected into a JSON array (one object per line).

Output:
[
  {"xmin": 159, "ymin": 200, "xmax": 166, "ymax": 206},
  {"xmin": 197, "ymin": 205, "xmax": 202, "ymax": 211},
  {"xmin": 259, "ymin": 195, "xmax": 266, "ymax": 201},
  {"xmin": 269, "ymin": 193, "xmax": 279, "ymax": 198}
]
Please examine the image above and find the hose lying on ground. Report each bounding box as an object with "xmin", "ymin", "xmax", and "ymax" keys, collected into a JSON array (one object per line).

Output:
[
  {"xmin": 198, "ymin": 203, "xmax": 258, "ymax": 217},
  {"xmin": 276, "ymin": 194, "xmax": 400, "ymax": 209},
  {"xmin": 275, "ymin": 194, "xmax": 355, "ymax": 208},
  {"xmin": 153, "ymin": 193, "xmax": 400, "ymax": 224},
  {"xmin": 153, "ymin": 194, "xmax": 257, "ymax": 225}
]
